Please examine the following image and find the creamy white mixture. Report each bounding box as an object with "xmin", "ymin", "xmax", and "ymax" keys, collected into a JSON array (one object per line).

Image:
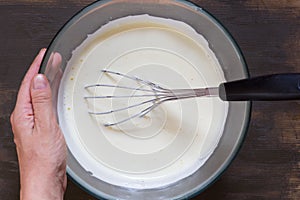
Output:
[{"xmin": 58, "ymin": 15, "xmax": 228, "ymax": 189}]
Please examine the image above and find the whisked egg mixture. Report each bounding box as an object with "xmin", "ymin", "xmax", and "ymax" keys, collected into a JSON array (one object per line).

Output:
[{"xmin": 58, "ymin": 15, "xmax": 228, "ymax": 189}]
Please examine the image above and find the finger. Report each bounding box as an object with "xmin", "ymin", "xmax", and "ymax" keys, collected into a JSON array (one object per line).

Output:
[
  {"xmin": 46, "ymin": 52, "xmax": 62, "ymax": 82},
  {"xmin": 15, "ymin": 48, "xmax": 47, "ymax": 110},
  {"xmin": 48, "ymin": 52, "xmax": 63, "ymax": 118},
  {"xmin": 30, "ymin": 74, "xmax": 54, "ymax": 132}
]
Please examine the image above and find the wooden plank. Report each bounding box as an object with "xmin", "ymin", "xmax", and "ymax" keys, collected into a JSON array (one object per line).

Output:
[{"xmin": 0, "ymin": 0, "xmax": 298, "ymax": 199}]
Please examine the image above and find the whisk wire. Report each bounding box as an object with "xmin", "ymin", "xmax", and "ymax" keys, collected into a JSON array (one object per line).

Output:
[{"xmin": 84, "ymin": 70, "xmax": 217, "ymax": 126}]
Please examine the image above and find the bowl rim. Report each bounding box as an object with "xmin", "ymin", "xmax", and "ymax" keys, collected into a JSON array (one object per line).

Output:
[{"xmin": 41, "ymin": 0, "xmax": 251, "ymax": 199}]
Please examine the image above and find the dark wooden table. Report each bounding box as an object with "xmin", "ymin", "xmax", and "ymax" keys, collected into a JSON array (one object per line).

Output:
[{"xmin": 0, "ymin": 0, "xmax": 299, "ymax": 199}]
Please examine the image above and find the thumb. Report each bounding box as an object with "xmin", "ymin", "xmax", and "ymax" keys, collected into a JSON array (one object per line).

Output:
[{"xmin": 30, "ymin": 74, "xmax": 54, "ymax": 130}]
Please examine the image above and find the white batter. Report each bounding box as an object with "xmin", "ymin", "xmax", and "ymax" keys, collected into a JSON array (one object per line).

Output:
[{"xmin": 58, "ymin": 15, "xmax": 228, "ymax": 189}]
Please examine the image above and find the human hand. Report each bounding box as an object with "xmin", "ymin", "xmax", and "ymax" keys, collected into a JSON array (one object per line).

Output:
[{"xmin": 10, "ymin": 49, "xmax": 67, "ymax": 200}]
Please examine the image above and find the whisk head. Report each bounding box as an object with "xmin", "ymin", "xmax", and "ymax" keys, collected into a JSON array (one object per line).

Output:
[
  {"xmin": 85, "ymin": 70, "xmax": 170, "ymax": 126},
  {"xmin": 84, "ymin": 70, "xmax": 201, "ymax": 127}
]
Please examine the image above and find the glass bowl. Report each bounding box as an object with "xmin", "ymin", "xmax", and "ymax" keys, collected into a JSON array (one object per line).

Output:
[{"xmin": 40, "ymin": 0, "xmax": 250, "ymax": 199}]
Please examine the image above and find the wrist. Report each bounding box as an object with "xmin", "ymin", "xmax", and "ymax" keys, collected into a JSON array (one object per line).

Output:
[{"xmin": 20, "ymin": 166, "xmax": 66, "ymax": 200}]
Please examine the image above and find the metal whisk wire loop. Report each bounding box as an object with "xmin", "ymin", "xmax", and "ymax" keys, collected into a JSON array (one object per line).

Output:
[{"xmin": 84, "ymin": 70, "xmax": 216, "ymax": 126}]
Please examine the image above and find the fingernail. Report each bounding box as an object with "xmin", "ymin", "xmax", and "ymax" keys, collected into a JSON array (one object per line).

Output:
[
  {"xmin": 33, "ymin": 74, "xmax": 47, "ymax": 89},
  {"xmin": 39, "ymin": 48, "xmax": 46, "ymax": 54}
]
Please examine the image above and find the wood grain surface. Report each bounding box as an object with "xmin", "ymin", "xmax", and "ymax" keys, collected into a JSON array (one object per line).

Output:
[{"xmin": 0, "ymin": 0, "xmax": 299, "ymax": 199}]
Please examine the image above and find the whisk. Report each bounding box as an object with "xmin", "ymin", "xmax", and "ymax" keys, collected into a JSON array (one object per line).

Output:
[{"xmin": 84, "ymin": 70, "xmax": 300, "ymax": 126}]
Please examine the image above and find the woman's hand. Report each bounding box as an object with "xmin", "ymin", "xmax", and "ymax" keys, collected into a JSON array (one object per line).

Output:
[{"xmin": 10, "ymin": 49, "xmax": 67, "ymax": 200}]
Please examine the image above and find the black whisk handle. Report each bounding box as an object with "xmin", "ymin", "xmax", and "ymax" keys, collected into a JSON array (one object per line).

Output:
[{"xmin": 219, "ymin": 73, "xmax": 300, "ymax": 101}]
